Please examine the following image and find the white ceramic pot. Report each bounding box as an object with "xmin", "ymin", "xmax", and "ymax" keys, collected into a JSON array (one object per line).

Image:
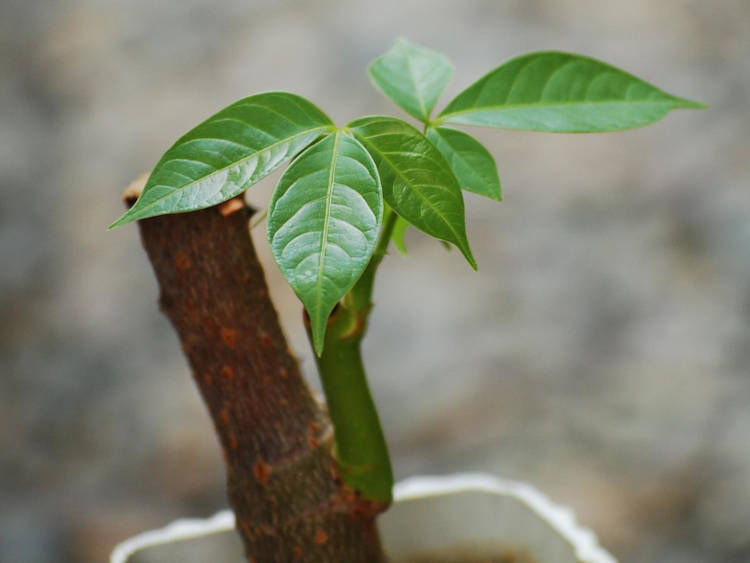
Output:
[{"xmin": 111, "ymin": 473, "xmax": 617, "ymax": 562}]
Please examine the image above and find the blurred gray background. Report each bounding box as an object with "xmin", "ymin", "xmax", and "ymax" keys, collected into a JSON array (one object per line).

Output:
[{"xmin": 1, "ymin": 0, "xmax": 748, "ymax": 561}]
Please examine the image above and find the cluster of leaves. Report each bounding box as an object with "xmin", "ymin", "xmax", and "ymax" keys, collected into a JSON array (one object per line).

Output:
[{"xmin": 110, "ymin": 38, "xmax": 702, "ymax": 355}]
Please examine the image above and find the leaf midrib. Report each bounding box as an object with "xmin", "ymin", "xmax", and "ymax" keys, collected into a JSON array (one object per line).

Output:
[
  {"xmin": 313, "ymin": 131, "xmax": 340, "ymax": 325},
  {"xmin": 439, "ymin": 98, "xmax": 683, "ymax": 121},
  {"xmin": 129, "ymin": 126, "xmax": 330, "ymax": 218},
  {"xmin": 353, "ymin": 131, "xmax": 464, "ymax": 249},
  {"xmin": 402, "ymin": 46, "xmax": 428, "ymax": 119}
]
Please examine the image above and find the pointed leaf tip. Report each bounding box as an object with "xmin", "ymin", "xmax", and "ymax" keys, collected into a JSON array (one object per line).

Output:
[
  {"xmin": 108, "ymin": 209, "xmax": 136, "ymax": 230},
  {"xmin": 108, "ymin": 173, "xmax": 150, "ymax": 230},
  {"xmin": 677, "ymin": 98, "xmax": 708, "ymax": 110},
  {"xmin": 463, "ymin": 244, "xmax": 478, "ymax": 271},
  {"xmin": 313, "ymin": 328, "xmax": 325, "ymax": 357}
]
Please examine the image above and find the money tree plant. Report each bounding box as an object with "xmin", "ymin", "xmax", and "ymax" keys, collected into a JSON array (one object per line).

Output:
[{"xmin": 111, "ymin": 39, "xmax": 703, "ymax": 562}]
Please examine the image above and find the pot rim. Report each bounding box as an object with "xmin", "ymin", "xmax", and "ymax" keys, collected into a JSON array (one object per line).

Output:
[
  {"xmin": 110, "ymin": 472, "xmax": 616, "ymax": 563},
  {"xmin": 392, "ymin": 473, "xmax": 616, "ymax": 563}
]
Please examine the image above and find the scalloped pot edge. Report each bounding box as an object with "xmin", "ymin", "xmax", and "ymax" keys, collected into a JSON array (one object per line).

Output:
[{"xmin": 110, "ymin": 472, "xmax": 617, "ymax": 563}]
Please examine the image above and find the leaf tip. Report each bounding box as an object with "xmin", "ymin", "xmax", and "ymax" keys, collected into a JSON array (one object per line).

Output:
[
  {"xmin": 107, "ymin": 211, "xmax": 134, "ymax": 230},
  {"xmin": 301, "ymin": 304, "xmax": 326, "ymax": 357},
  {"xmin": 677, "ymin": 97, "xmax": 708, "ymax": 110},
  {"xmin": 393, "ymin": 242, "xmax": 408, "ymax": 257},
  {"xmin": 312, "ymin": 322, "xmax": 326, "ymax": 357},
  {"xmin": 460, "ymin": 243, "xmax": 478, "ymax": 271},
  {"xmin": 484, "ymin": 183, "xmax": 503, "ymax": 202}
]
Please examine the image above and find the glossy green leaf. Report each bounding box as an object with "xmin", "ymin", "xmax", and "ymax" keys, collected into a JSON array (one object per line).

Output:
[
  {"xmin": 426, "ymin": 127, "xmax": 501, "ymax": 200},
  {"xmin": 267, "ymin": 132, "xmax": 382, "ymax": 356},
  {"xmin": 391, "ymin": 215, "xmax": 409, "ymax": 256},
  {"xmin": 109, "ymin": 92, "xmax": 333, "ymax": 228},
  {"xmin": 368, "ymin": 38, "xmax": 454, "ymax": 122},
  {"xmin": 437, "ymin": 52, "xmax": 705, "ymax": 132},
  {"xmin": 348, "ymin": 116, "xmax": 476, "ymax": 269}
]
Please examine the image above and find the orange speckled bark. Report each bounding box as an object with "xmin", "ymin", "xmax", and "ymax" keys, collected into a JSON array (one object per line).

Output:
[{"xmin": 128, "ymin": 190, "xmax": 386, "ymax": 562}]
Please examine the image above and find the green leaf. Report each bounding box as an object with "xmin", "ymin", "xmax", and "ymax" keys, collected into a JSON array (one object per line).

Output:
[
  {"xmin": 437, "ymin": 52, "xmax": 705, "ymax": 133},
  {"xmin": 368, "ymin": 38, "xmax": 454, "ymax": 122},
  {"xmin": 426, "ymin": 127, "xmax": 501, "ymax": 200},
  {"xmin": 267, "ymin": 132, "xmax": 382, "ymax": 356},
  {"xmin": 348, "ymin": 116, "xmax": 476, "ymax": 269},
  {"xmin": 391, "ymin": 215, "xmax": 409, "ymax": 255},
  {"xmin": 109, "ymin": 92, "xmax": 333, "ymax": 228}
]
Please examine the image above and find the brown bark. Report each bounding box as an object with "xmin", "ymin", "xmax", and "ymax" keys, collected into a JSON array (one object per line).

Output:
[{"xmin": 125, "ymin": 185, "xmax": 386, "ymax": 562}]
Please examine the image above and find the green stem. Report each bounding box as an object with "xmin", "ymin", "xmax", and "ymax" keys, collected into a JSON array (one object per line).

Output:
[
  {"xmin": 308, "ymin": 207, "xmax": 398, "ymax": 504},
  {"xmin": 347, "ymin": 207, "xmax": 398, "ymax": 311}
]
